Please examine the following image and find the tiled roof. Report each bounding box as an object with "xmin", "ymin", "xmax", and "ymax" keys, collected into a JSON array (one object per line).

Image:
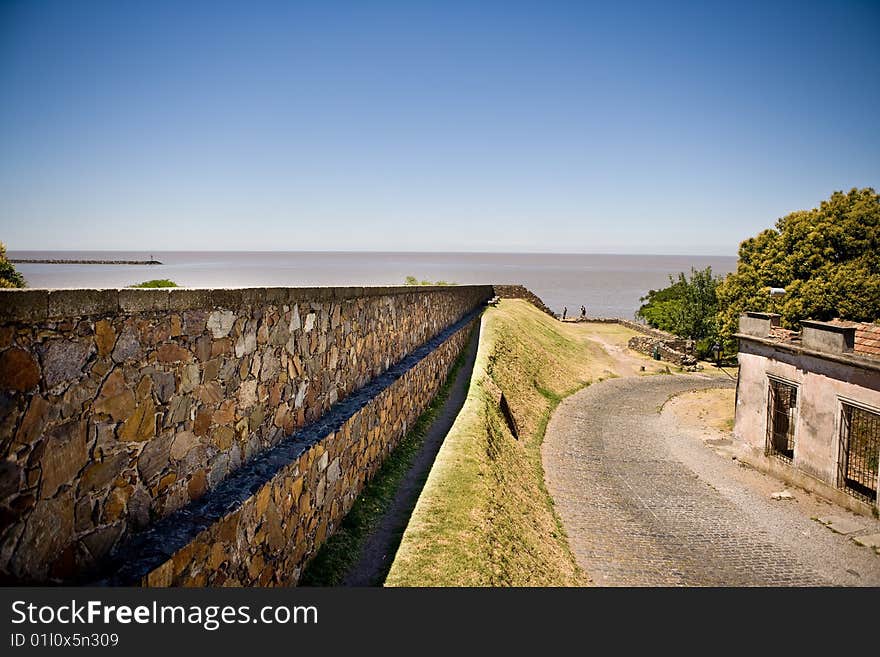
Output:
[
  {"xmin": 768, "ymin": 326, "xmax": 799, "ymax": 341},
  {"xmin": 854, "ymin": 323, "xmax": 880, "ymax": 357}
]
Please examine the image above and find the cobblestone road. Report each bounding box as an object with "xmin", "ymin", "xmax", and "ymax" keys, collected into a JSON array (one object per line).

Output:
[{"xmin": 543, "ymin": 374, "xmax": 880, "ymax": 586}]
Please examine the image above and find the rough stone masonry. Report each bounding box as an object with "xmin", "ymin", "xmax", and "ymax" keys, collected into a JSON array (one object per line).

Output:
[
  {"xmin": 0, "ymin": 285, "xmax": 492, "ymax": 583},
  {"xmin": 114, "ymin": 312, "xmax": 479, "ymax": 586}
]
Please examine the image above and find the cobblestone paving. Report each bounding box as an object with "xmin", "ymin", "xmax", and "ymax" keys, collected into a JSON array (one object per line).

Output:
[{"xmin": 543, "ymin": 375, "xmax": 880, "ymax": 586}]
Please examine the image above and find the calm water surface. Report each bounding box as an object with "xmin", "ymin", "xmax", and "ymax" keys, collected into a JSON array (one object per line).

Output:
[{"xmin": 9, "ymin": 251, "xmax": 737, "ymax": 319}]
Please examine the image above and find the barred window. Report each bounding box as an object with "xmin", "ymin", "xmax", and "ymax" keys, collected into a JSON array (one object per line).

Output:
[
  {"xmin": 766, "ymin": 379, "xmax": 797, "ymax": 462},
  {"xmin": 838, "ymin": 403, "xmax": 880, "ymax": 504}
]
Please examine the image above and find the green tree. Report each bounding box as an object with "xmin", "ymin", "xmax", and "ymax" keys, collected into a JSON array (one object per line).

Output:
[
  {"xmin": 637, "ymin": 266, "xmax": 720, "ymax": 341},
  {"xmin": 636, "ymin": 277, "xmax": 688, "ymax": 330},
  {"xmin": 0, "ymin": 242, "xmax": 26, "ymax": 288},
  {"xmin": 716, "ymin": 188, "xmax": 880, "ymax": 341}
]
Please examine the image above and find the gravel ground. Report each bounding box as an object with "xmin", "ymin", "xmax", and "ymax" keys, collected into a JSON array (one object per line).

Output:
[{"xmin": 543, "ymin": 374, "xmax": 880, "ymax": 586}]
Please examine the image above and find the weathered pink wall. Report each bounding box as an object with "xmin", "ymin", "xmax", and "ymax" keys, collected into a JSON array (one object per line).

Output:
[{"xmin": 734, "ymin": 340, "xmax": 880, "ymax": 501}]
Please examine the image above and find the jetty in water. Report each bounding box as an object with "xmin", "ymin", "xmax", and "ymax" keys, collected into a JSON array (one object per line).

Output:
[{"xmin": 10, "ymin": 258, "xmax": 162, "ymax": 265}]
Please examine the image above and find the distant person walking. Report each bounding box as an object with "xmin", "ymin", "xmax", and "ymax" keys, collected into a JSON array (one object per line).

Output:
[
  {"xmin": 562, "ymin": 306, "xmax": 567, "ymax": 320},
  {"xmin": 580, "ymin": 305, "xmax": 586, "ymax": 319}
]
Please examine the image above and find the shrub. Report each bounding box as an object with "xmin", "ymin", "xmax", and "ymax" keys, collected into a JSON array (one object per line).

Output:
[
  {"xmin": 128, "ymin": 279, "xmax": 178, "ymax": 288},
  {"xmin": 404, "ymin": 276, "xmax": 455, "ymax": 286},
  {"xmin": 637, "ymin": 266, "xmax": 720, "ymax": 341}
]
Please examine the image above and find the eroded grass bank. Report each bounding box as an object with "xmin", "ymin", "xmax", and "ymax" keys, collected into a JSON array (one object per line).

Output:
[{"xmin": 386, "ymin": 299, "xmax": 620, "ymax": 586}]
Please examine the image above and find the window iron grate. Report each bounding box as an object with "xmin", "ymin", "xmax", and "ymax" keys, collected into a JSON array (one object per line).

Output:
[
  {"xmin": 766, "ymin": 379, "xmax": 797, "ymax": 463},
  {"xmin": 839, "ymin": 403, "xmax": 880, "ymax": 504}
]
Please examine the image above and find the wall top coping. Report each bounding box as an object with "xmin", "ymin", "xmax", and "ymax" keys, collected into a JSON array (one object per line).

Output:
[
  {"xmin": 735, "ymin": 332, "xmax": 880, "ymax": 374},
  {"xmin": 0, "ymin": 285, "xmax": 494, "ymax": 322},
  {"xmin": 800, "ymin": 319, "xmax": 857, "ymax": 335},
  {"xmin": 744, "ymin": 311, "xmax": 781, "ymax": 319}
]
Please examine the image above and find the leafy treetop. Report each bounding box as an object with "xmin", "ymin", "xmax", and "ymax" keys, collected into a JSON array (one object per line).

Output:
[
  {"xmin": 716, "ymin": 187, "xmax": 880, "ymax": 338},
  {"xmin": 637, "ymin": 266, "xmax": 720, "ymax": 342}
]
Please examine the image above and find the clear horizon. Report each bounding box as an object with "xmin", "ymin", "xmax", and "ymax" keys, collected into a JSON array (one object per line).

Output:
[
  {"xmin": 1, "ymin": 1, "xmax": 878, "ymax": 254},
  {"xmin": 8, "ymin": 248, "xmax": 739, "ymax": 256}
]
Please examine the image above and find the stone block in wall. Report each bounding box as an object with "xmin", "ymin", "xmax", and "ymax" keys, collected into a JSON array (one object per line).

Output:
[{"xmin": 0, "ymin": 347, "xmax": 41, "ymax": 392}]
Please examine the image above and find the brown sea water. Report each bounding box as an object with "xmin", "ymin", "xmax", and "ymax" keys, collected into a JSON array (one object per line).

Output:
[{"xmin": 8, "ymin": 251, "xmax": 736, "ymax": 319}]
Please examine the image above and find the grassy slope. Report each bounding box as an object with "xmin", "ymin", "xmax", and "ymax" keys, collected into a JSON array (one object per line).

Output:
[{"xmin": 385, "ymin": 299, "xmax": 622, "ymax": 586}]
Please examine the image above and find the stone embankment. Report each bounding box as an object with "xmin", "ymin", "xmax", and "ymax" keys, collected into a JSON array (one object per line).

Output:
[
  {"xmin": 492, "ymin": 285, "xmax": 555, "ymax": 317},
  {"xmin": 0, "ymin": 284, "xmax": 491, "ymax": 583},
  {"xmin": 10, "ymin": 259, "xmax": 162, "ymax": 265}
]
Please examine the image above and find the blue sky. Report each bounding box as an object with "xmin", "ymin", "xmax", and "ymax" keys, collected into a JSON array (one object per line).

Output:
[{"xmin": 0, "ymin": 0, "xmax": 878, "ymax": 254}]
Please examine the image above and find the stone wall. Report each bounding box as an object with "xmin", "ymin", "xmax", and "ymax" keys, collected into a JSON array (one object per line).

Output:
[
  {"xmin": 107, "ymin": 314, "xmax": 479, "ymax": 586},
  {"xmin": 614, "ymin": 318, "xmax": 675, "ymax": 339},
  {"xmin": 492, "ymin": 285, "xmax": 556, "ymax": 317},
  {"xmin": 569, "ymin": 317, "xmax": 696, "ymax": 366},
  {"xmin": 573, "ymin": 316, "xmax": 670, "ymax": 339},
  {"xmin": 0, "ymin": 285, "xmax": 491, "ymax": 583},
  {"xmin": 627, "ymin": 335, "xmax": 696, "ymax": 367}
]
